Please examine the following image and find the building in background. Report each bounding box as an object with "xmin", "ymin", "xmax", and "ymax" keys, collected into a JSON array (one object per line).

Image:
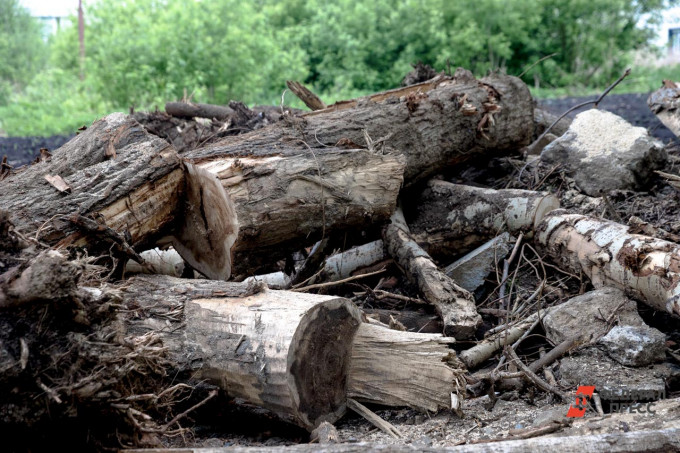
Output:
[
  {"xmin": 670, "ymin": 27, "xmax": 680, "ymax": 54},
  {"xmin": 20, "ymin": 0, "xmax": 76, "ymax": 38}
]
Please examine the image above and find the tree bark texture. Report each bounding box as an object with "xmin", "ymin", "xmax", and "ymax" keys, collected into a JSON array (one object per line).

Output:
[
  {"xmin": 0, "ymin": 113, "xmax": 183, "ymax": 252},
  {"xmin": 122, "ymin": 275, "xmax": 364, "ymax": 430},
  {"xmin": 409, "ymin": 180, "xmax": 559, "ymax": 261},
  {"xmin": 119, "ymin": 275, "xmax": 466, "ymax": 429},
  {"xmin": 383, "ymin": 210, "xmax": 481, "ymax": 339},
  {"xmin": 647, "ymin": 80, "xmax": 679, "ymax": 139},
  {"xmin": 535, "ymin": 211, "xmax": 680, "ymax": 317},
  {"xmin": 187, "ymin": 68, "xmax": 533, "ymax": 188},
  {"xmin": 194, "ymin": 148, "xmax": 405, "ymax": 274}
]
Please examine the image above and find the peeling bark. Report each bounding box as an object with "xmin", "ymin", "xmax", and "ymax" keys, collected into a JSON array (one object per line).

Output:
[
  {"xmin": 535, "ymin": 211, "xmax": 680, "ymax": 316},
  {"xmin": 383, "ymin": 209, "xmax": 481, "ymax": 339},
  {"xmin": 410, "ymin": 180, "xmax": 559, "ymax": 261},
  {"xmin": 0, "ymin": 113, "xmax": 183, "ymax": 253}
]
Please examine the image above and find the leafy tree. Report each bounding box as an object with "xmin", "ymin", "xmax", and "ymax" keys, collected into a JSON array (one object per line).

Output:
[
  {"xmin": 0, "ymin": 0, "xmax": 47, "ymax": 104},
  {"xmin": 49, "ymin": 0, "xmax": 307, "ymax": 109}
]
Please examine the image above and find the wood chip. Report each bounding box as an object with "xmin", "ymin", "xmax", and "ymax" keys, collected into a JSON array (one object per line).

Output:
[{"xmin": 44, "ymin": 174, "xmax": 71, "ymax": 193}]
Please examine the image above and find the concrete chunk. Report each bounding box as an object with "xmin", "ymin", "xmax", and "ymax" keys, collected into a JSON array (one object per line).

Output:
[
  {"xmin": 444, "ymin": 233, "xmax": 511, "ymax": 292},
  {"xmin": 598, "ymin": 324, "xmax": 666, "ymax": 367},
  {"xmin": 540, "ymin": 109, "xmax": 666, "ymax": 196}
]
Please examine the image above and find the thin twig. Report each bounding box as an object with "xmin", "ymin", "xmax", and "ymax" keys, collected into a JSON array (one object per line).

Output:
[
  {"xmin": 161, "ymin": 389, "xmax": 217, "ymax": 431},
  {"xmin": 517, "ymin": 53, "xmax": 558, "ymax": 78},
  {"xmin": 504, "ymin": 347, "xmax": 570, "ymax": 402},
  {"xmin": 532, "ymin": 68, "xmax": 631, "ymax": 152},
  {"xmin": 520, "ymin": 68, "xmax": 631, "ymax": 178},
  {"xmin": 293, "ymin": 268, "xmax": 386, "ymax": 292}
]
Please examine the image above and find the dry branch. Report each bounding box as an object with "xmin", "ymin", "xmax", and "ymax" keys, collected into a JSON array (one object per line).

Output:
[
  {"xmin": 383, "ymin": 209, "xmax": 481, "ymax": 338},
  {"xmin": 286, "ymin": 81, "xmax": 327, "ymax": 111},
  {"xmin": 165, "ymin": 101, "xmax": 234, "ymax": 120}
]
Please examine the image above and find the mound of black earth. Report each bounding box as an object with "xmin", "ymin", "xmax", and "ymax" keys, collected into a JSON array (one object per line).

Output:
[{"xmin": 0, "ymin": 134, "xmax": 74, "ymax": 167}]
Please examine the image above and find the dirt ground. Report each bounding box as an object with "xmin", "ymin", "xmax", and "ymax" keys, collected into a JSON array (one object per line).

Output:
[{"xmin": 0, "ymin": 134, "xmax": 73, "ymax": 167}]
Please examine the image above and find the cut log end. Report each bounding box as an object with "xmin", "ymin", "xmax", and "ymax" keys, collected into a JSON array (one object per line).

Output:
[
  {"xmin": 171, "ymin": 162, "xmax": 239, "ymax": 280},
  {"xmin": 288, "ymin": 299, "xmax": 364, "ymax": 428}
]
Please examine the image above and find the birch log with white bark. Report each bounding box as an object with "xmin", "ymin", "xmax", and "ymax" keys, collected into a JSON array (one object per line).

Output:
[
  {"xmin": 409, "ymin": 180, "xmax": 559, "ymax": 261},
  {"xmin": 535, "ymin": 211, "xmax": 680, "ymax": 316},
  {"xmin": 383, "ymin": 209, "xmax": 481, "ymax": 339}
]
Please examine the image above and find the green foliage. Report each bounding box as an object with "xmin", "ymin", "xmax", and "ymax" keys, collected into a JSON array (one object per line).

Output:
[
  {"xmin": 0, "ymin": 0, "xmax": 48, "ymax": 104},
  {"xmin": 0, "ymin": 68, "xmax": 110, "ymax": 136},
  {"xmin": 1, "ymin": 0, "xmax": 676, "ymax": 136},
  {"xmin": 49, "ymin": 0, "xmax": 307, "ymax": 110},
  {"xmin": 520, "ymin": 0, "xmax": 672, "ymax": 89}
]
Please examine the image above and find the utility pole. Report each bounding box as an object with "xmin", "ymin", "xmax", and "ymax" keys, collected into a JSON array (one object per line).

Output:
[{"xmin": 78, "ymin": 0, "xmax": 85, "ymax": 80}]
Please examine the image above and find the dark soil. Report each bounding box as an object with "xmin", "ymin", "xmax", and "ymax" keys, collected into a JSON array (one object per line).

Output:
[{"xmin": 0, "ymin": 135, "xmax": 74, "ymax": 167}]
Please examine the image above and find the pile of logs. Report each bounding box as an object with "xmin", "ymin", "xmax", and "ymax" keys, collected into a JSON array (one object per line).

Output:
[{"xmin": 1, "ymin": 67, "xmax": 679, "ymax": 451}]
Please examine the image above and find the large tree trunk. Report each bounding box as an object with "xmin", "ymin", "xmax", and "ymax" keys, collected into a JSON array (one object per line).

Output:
[
  {"xmin": 123, "ymin": 275, "xmax": 365, "ymax": 430},
  {"xmin": 186, "ymin": 69, "xmax": 533, "ymax": 187},
  {"xmin": 0, "ymin": 68, "xmax": 533, "ymax": 277},
  {"xmin": 120, "ymin": 275, "xmax": 464, "ymax": 430},
  {"xmin": 0, "ymin": 113, "xmax": 182, "ymax": 251}
]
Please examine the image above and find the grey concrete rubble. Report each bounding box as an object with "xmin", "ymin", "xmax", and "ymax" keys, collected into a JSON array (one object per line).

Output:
[
  {"xmin": 444, "ymin": 232, "xmax": 511, "ymax": 292},
  {"xmin": 540, "ymin": 109, "xmax": 667, "ymax": 196},
  {"xmin": 542, "ymin": 287, "xmax": 644, "ymax": 344},
  {"xmin": 558, "ymin": 348, "xmax": 673, "ymax": 401},
  {"xmin": 598, "ymin": 324, "xmax": 666, "ymax": 367}
]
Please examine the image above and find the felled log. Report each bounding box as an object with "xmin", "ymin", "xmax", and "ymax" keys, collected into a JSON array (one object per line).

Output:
[
  {"xmin": 165, "ymin": 101, "xmax": 234, "ymax": 120},
  {"xmin": 383, "ymin": 209, "xmax": 481, "ymax": 338},
  {"xmin": 535, "ymin": 211, "xmax": 680, "ymax": 316},
  {"xmin": 0, "ymin": 68, "xmax": 533, "ymax": 277},
  {"xmin": 647, "ymin": 79, "xmax": 679, "ymax": 138},
  {"xmin": 0, "ymin": 115, "xmax": 239, "ymax": 280},
  {"xmin": 121, "ymin": 275, "xmax": 464, "ymax": 429},
  {"xmin": 0, "ymin": 114, "xmax": 182, "ymax": 249},
  {"xmin": 193, "ymin": 147, "xmax": 405, "ymax": 274},
  {"xmin": 347, "ymin": 323, "xmax": 463, "ymax": 413},
  {"xmin": 409, "ymin": 180, "xmax": 559, "ymax": 261},
  {"xmin": 123, "ymin": 275, "xmax": 364, "ymax": 429},
  {"xmin": 189, "ymin": 68, "xmax": 533, "ymax": 187}
]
